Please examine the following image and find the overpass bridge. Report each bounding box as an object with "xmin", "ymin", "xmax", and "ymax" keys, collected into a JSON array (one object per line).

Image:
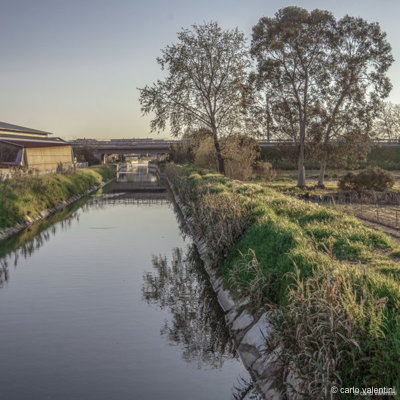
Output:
[
  {"xmin": 70, "ymin": 138, "xmax": 400, "ymax": 162},
  {"xmin": 70, "ymin": 138, "xmax": 178, "ymax": 162}
]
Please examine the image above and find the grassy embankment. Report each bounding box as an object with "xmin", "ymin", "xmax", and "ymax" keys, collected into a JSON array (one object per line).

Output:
[
  {"xmin": 167, "ymin": 164, "xmax": 400, "ymax": 398},
  {"xmin": 0, "ymin": 166, "xmax": 115, "ymax": 230},
  {"xmin": 257, "ymin": 170, "xmax": 400, "ymax": 233}
]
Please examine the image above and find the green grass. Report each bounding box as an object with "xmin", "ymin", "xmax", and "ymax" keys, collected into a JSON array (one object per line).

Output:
[
  {"xmin": 169, "ymin": 164, "xmax": 400, "ymax": 396},
  {"xmin": 0, "ymin": 166, "xmax": 115, "ymax": 230}
]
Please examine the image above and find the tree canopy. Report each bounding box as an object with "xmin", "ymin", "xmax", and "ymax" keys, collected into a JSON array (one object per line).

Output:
[
  {"xmin": 251, "ymin": 7, "xmax": 393, "ymax": 187},
  {"xmin": 139, "ymin": 22, "xmax": 251, "ymax": 173}
]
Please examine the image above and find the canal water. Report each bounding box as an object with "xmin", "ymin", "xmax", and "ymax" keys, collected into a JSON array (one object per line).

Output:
[{"xmin": 0, "ymin": 169, "xmax": 261, "ymax": 399}]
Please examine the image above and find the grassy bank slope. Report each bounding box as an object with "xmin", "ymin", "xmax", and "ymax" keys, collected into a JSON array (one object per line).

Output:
[
  {"xmin": 167, "ymin": 164, "xmax": 400, "ymax": 398},
  {"xmin": 0, "ymin": 166, "xmax": 114, "ymax": 230}
]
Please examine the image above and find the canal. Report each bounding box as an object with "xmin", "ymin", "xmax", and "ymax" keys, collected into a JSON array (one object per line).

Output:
[{"xmin": 0, "ymin": 165, "xmax": 261, "ymax": 400}]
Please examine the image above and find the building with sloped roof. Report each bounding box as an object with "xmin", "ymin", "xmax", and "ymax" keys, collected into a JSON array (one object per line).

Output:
[{"xmin": 0, "ymin": 122, "xmax": 74, "ymax": 171}]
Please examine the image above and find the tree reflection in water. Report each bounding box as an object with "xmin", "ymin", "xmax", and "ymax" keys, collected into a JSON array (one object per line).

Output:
[
  {"xmin": 143, "ymin": 246, "xmax": 263, "ymax": 399},
  {"xmin": 143, "ymin": 245, "xmax": 236, "ymax": 369}
]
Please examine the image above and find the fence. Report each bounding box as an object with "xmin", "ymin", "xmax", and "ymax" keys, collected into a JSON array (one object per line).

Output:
[
  {"xmin": 338, "ymin": 203, "xmax": 400, "ymax": 231},
  {"xmin": 299, "ymin": 191, "xmax": 400, "ymax": 232}
]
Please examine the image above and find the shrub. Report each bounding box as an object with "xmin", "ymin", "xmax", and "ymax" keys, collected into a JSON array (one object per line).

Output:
[
  {"xmin": 338, "ymin": 172, "xmax": 357, "ymax": 191},
  {"xmin": 252, "ymin": 161, "xmax": 276, "ymax": 180},
  {"xmin": 338, "ymin": 167, "xmax": 394, "ymax": 192},
  {"xmin": 192, "ymin": 134, "xmax": 261, "ymax": 181},
  {"xmin": 221, "ymin": 135, "xmax": 260, "ymax": 181},
  {"xmin": 194, "ymin": 137, "xmax": 218, "ymax": 170}
]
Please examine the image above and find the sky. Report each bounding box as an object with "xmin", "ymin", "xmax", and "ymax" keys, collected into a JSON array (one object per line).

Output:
[{"xmin": 1, "ymin": 0, "xmax": 400, "ymax": 140}]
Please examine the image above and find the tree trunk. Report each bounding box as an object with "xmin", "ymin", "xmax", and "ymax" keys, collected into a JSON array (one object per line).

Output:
[
  {"xmin": 297, "ymin": 123, "xmax": 306, "ymax": 188},
  {"xmin": 298, "ymin": 163, "xmax": 306, "ymax": 188},
  {"xmin": 317, "ymin": 158, "xmax": 327, "ymax": 188},
  {"xmin": 212, "ymin": 132, "xmax": 225, "ymax": 174}
]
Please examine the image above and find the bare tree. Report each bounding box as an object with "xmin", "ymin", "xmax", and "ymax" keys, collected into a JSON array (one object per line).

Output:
[
  {"xmin": 139, "ymin": 22, "xmax": 251, "ymax": 174},
  {"xmin": 373, "ymin": 102, "xmax": 400, "ymax": 141}
]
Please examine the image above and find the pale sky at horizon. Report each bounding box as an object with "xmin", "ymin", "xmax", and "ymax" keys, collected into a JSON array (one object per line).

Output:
[{"xmin": 1, "ymin": 0, "xmax": 400, "ymax": 140}]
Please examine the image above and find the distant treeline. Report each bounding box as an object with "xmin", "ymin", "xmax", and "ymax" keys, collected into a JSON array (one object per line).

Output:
[{"xmin": 261, "ymin": 145, "xmax": 400, "ymax": 170}]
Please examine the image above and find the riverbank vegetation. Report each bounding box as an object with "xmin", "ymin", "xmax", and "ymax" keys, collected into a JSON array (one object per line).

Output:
[
  {"xmin": 167, "ymin": 163, "xmax": 400, "ymax": 398},
  {"xmin": 0, "ymin": 166, "xmax": 115, "ymax": 230}
]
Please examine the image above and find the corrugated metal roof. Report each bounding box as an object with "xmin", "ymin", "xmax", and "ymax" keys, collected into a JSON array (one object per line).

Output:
[
  {"xmin": 0, "ymin": 121, "xmax": 52, "ymax": 136},
  {"xmin": 0, "ymin": 137, "xmax": 70, "ymax": 148}
]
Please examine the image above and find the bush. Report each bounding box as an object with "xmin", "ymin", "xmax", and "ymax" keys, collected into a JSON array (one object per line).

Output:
[
  {"xmin": 338, "ymin": 167, "xmax": 395, "ymax": 192},
  {"xmin": 221, "ymin": 135, "xmax": 260, "ymax": 181},
  {"xmin": 194, "ymin": 137, "xmax": 218, "ymax": 170},
  {"xmin": 253, "ymin": 161, "xmax": 276, "ymax": 180},
  {"xmin": 192, "ymin": 134, "xmax": 261, "ymax": 181}
]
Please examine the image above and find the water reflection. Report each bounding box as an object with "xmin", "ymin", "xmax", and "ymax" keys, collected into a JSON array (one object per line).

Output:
[
  {"xmin": 0, "ymin": 192, "xmax": 168, "ymax": 287},
  {"xmin": 143, "ymin": 245, "xmax": 263, "ymax": 399},
  {"xmin": 0, "ymin": 199, "xmax": 86, "ymax": 286},
  {"xmin": 0, "ymin": 185, "xmax": 263, "ymax": 400},
  {"xmin": 143, "ymin": 245, "xmax": 236, "ymax": 369},
  {"xmin": 232, "ymin": 378, "xmax": 264, "ymax": 400},
  {"xmin": 118, "ymin": 163, "xmax": 158, "ymax": 183},
  {"xmin": 89, "ymin": 192, "xmax": 168, "ymax": 207}
]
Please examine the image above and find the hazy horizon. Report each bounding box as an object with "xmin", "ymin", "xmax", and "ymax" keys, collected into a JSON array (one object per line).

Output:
[{"xmin": 1, "ymin": 0, "xmax": 400, "ymax": 140}]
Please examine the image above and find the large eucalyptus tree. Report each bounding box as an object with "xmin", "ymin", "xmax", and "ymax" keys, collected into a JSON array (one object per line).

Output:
[
  {"xmin": 313, "ymin": 16, "xmax": 393, "ymax": 186},
  {"xmin": 251, "ymin": 7, "xmax": 335, "ymax": 187},
  {"xmin": 139, "ymin": 22, "xmax": 251, "ymax": 174},
  {"xmin": 251, "ymin": 7, "xmax": 393, "ymax": 187}
]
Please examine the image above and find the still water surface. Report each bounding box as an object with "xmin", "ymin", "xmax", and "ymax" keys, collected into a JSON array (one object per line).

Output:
[{"xmin": 0, "ymin": 187, "xmax": 260, "ymax": 399}]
